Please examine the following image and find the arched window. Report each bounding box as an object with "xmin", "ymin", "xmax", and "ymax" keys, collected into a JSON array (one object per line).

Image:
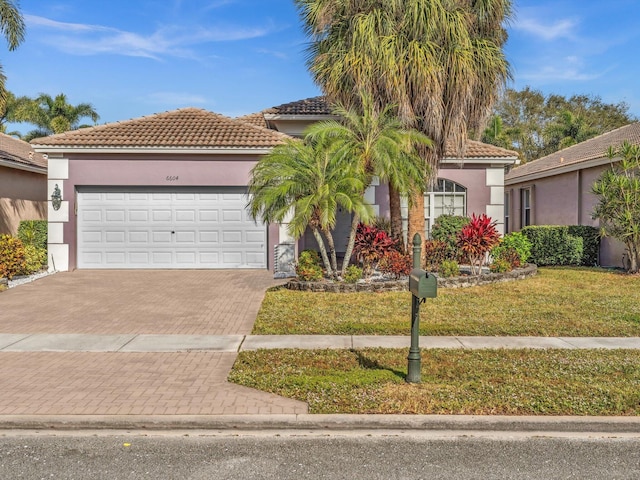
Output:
[{"xmin": 401, "ymin": 178, "xmax": 467, "ymax": 239}]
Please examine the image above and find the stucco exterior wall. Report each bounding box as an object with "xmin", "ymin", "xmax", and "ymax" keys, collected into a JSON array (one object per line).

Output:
[
  {"xmin": 0, "ymin": 165, "xmax": 47, "ymax": 235},
  {"xmin": 49, "ymin": 153, "xmax": 277, "ymax": 271}
]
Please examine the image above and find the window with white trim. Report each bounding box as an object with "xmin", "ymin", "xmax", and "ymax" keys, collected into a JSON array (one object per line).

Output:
[{"xmin": 521, "ymin": 187, "xmax": 531, "ymax": 227}]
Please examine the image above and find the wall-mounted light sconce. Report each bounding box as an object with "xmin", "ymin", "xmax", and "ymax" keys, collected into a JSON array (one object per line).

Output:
[{"xmin": 51, "ymin": 184, "xmax": 62, "ymax": 211}]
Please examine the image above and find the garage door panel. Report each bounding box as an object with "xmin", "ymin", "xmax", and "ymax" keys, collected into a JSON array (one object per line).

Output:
[{"xmin": 77, "ymin": 188, "xmax": 266, "ymax": 269}]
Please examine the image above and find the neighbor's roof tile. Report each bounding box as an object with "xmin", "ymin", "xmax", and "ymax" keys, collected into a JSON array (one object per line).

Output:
[
  {"xmin": 505, "ymin": 122, "xmax": 640, "ymax": 181},
  {"xmin": 0, "ymin": 132, "xmax": 47, "ymax": 169},
  {"xmin": 30, "ymin": 108, "xmax": 289, "ymax": 149}
]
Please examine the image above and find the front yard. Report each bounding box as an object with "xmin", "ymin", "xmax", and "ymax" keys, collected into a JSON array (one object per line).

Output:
[
  {"xmin": 229, "ymin": 267, "xmax": 640, "ymax": 415},
  {"xmin": 255, "ymin": 267, "xmax": 640, "ymax": 337}
]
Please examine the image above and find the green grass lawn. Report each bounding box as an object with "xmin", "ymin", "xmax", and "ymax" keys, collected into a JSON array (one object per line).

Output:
[
  {"xmin": 229, "ymin": 348, "xmax": 640, "ymax": 415},
  {"xmin": 255, "ymin": 267, "xmax": 640, "ymax": 336}
]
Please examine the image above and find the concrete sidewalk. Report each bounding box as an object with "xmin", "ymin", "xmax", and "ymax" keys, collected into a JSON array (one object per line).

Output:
[{"xmin": 2, "ymin": 333, "xmax": 640, "ymax": 352}]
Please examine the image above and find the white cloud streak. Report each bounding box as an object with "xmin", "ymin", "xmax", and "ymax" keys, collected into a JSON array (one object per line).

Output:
[
  {"xmin": 24, "ymin": 14, "xmax": 273, "ymax": 60},
  {"xmin": 513, "ymin": 17, "xmax": 578, "ymax": 41}
]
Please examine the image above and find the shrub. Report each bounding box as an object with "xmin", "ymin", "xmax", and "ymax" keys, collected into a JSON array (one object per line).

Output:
[
  {"xmin": 431, "ymin": 215, "xmax": 469, "ymax": 259},
  {"xmin": 457, "ymin": 214, "xmax": 500, "ymax": 274},
  {"xmin": 423, "ymin": 239, "xmax": 448, "ymax": 272},
  {"xmin": 296, "ymin": 263, "xmax": 323, "ymax": 281},
  {"xmin": 439, "ymin": 259, "xmax": 460, "ymax": 278},
  {"xmin": 521, "ymin": 226, "xmax": 584, "ymax": 266},
  {"xmin": 492, "ymin": 246, "xmax": 521, "ymax": 270},
  {"xmin": 567, "ymin": 225, "xmax": 600, "ymax": 266},
  {"xmin": 343, "ymin": 265, "xmax": 363, "ymax": 283},
  {"xmin": 21, "ymin": 245, "xmax": 47, "ymax": 275},
  {"xmin": 353, "ymin": 223, "xmax": 398, "ymax": 274},
  {"xmin": 296, "ymin": 249, "xmax": 323, "ymax": 281},
  {"xmin": 491, "ymin": 232, "xmax": 531, "ymax": 265},
  {"xmin": 0, "ymin": 235, "xmax": 26, "ymax": 280},
  {"xmin": 490, "ymin": 257, "xmax": 512, "ymax": 273},
  {"xmin": 17, "ymin": 220, "xmax": 47, "ymax": 250},
  {"xmin": 378, "ymin": 250, "xmax": 412, "ymax": 279}
]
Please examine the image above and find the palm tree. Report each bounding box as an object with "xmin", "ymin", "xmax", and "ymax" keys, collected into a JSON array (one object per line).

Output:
[
  {"xmin": 248, "ymin": 136, "xmax": 373, "ymax": 278},
  {"xmin": 295, "ymin": 0, "xmax": 512, "ymax": 246},
  {"xmin": 0, "ymin": 0, "xmax": 25, "ymax": 113},
  {"xmin": 543, "ymin": 110, "xmax": 598, "ymax": 153},
  {"xmin": 304, "ymin": 94, "xmax": 432, "ymax": 272},
  {"xmin": 0, "ymin": 91, "xmax": 31, "ymax": 137},
  {"xmin": 15, "ymin": 93, "xmax": 100, "ymax": 141}
]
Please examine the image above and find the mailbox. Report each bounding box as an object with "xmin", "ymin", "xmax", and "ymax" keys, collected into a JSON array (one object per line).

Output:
[{"xmin": 409, "ymin": 268, "xmax": 437, "ymax": 299}]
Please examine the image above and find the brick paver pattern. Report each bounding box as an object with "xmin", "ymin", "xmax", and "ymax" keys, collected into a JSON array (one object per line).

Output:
[{"xmin": 0, "ymin": 271, "xmax": 307, "ymax": 415}]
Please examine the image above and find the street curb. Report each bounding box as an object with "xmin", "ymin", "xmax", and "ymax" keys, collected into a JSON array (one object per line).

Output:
[{"xmin": 2, "ymin": 414, "xmax": 640, "ymax": 433}]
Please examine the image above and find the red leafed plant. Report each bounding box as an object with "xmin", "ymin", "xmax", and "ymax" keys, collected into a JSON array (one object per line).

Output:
[
  {"xmin": 353, "ymin": 223, "xmax": 398, "ymax": 276},
  {"xmin": 456, "ymin": 214, "xmax": 500, "ymax": 275},
  {"xmin": 378, "ymin": 250, "xmax": 412, "ymax": 279}
]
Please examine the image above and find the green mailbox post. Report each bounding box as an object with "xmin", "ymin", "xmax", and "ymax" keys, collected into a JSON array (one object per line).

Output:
[{"xmin": 407, "ymin": 233, "xmax": 437, "ymax": 383}]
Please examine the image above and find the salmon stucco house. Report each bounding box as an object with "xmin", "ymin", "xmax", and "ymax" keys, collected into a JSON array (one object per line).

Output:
[
  {"xmin": 0, "ymin": 133, "xmax": 48, "ymax": 235},
  {"xmin": 32, "ymin": 97, "xmax": 518, "ymax": 274},
  {"xmin": 505, "ymin": 122, "xmax": 640, "ymax": 268}
]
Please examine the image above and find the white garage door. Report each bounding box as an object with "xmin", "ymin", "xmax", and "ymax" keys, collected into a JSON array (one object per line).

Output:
[{"xmin": 77, "ymin": 187, "xmax": 266, "ymax": 269}]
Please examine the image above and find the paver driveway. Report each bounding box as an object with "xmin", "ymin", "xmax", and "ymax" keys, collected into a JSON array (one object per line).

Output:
[
  {"xmin": 0, "ymin": 270, "xmax": 307, "ymax": 416},
  {"xmin": 0, "ymin": 270, "xmax": 279, "ymax": 335}
]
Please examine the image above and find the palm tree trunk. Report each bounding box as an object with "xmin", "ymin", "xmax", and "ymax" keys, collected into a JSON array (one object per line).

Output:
[
  {"xmin": 408, "ymin": 192, "xmax": 425, "ymax": 266},
  {"xmin": 341, "ymin": 213, "xmax": 360, "ymax": 275},
  {"xmin": 322, "ymin": 226, "xmax": 339, "ymax": 277},
  {"xmin": 388, "ymin": 184, "xmax": 404, "ymax": 251},
  {"xmin": 311, "ymin": 227, "xmax": 333, "ymax": 277}
]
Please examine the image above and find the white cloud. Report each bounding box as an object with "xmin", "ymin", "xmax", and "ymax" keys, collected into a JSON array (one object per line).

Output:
[
  {"xmin": 24, "ymin": 14, "xmax": 274, "ymax": 60},
  {"xmin": 256, "ymin": 48, "xmax": 288, "ymax": 60},
  {"xmin": 513, "ymin": 17, "xmax": 578, "ymax": 41}
]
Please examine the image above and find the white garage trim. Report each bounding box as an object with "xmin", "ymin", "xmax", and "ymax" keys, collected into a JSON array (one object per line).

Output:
[{"xmin": 77, "ymin": 187, "xmax": 266, "ymax": 269}]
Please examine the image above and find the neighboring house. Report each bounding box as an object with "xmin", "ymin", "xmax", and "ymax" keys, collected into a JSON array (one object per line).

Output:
[
  {"xmin": 0, "ymin": 133, "xmax": 48, "ymax": 235},
  {"xmin": 31, "ymin": 100, "xmax": 518, "ymax": 273},
  {"xmin": 504, "ymin": 122, "xmax": 640, "ymax": 268}
]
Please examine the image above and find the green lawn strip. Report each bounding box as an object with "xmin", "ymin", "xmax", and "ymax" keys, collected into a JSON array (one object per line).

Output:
[
  {"xmin": 228, "ymin": 348, "xmax": 640, "ymax": 415},
  {"xmin": 255, "ymin": 267, "xmax": 640, "ymax": 336}
]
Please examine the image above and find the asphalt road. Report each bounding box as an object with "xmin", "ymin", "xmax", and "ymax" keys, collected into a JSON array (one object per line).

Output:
[{"xmin": 1, "ymin": 430, "xmax": 639, "ymax": 479}]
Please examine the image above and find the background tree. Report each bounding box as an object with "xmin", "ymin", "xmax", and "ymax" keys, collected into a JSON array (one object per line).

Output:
[
  {"xmin": 14, "ymin": 93, "xmax": 100, "ymax": 141},
  {"xmin": 304, "ymin": 94, "xmax": 431, "ymax": 269},
  {"xmin": 0, "ymin": 0, "xmax": 24, "ymax": 114},
  {"xmin": 592, "ymin": 142, "xmax": 640, "ymax": 273},
  {"xmin": 0, "ymin": 90, "xmax": 30, "ymax": 136},
  {"xmin": 248, "ymin": 136, "xmax": 373, "ymax": 278},
  {"xmin": 295, "ymin": 0, "xmax": 512, "ymax": 248},
  {"xmin": 489, "ymin": 87, "xmax": 636, "ymax": 162}
]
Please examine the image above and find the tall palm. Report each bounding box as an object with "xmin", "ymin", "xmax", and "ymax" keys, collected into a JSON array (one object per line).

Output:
[
  {"xmin": 15, "ymin": 93, "xmax": 100, "ymax": 141},
  {"xmin": 295, "ymin": 0, "xmax": 512, "ymax": 245},
  {"xmin": 0, "ymin": 0, "xmax": 25, "ymax": 113},
  {"xmin": 248, "ymin": 137, "xmax": 373, "ymax": 278},
  {"xmin": 0, "ymin": 91, "xmax": 30, "ymax": 137},
  {"xmin": 304, "ymin": 94, "xmax": 432, "ymax": 272}
]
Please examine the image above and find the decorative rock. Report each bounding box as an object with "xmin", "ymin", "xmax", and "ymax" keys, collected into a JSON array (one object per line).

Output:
[{"xmin": 285, "ymin": 264, "xmax": 538, "ymax": 293}]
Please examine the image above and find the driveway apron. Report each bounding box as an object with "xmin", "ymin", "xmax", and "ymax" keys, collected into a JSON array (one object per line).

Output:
[{"xmin": 0, "ymin": 270, "xmax": 307, "ymax": 416}]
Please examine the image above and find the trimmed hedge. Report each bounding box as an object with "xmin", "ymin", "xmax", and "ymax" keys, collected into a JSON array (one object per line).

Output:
[
  {"xmin": 17, "ymin": 220, "xmax": 47, "ymax": 250},
  {"xmin": 567, "ymin": 225, "xmax": 600, "ymax": 266},
  {"xmin": 521, "ymin": 226, "xmax": 583, "ymax": 266}
]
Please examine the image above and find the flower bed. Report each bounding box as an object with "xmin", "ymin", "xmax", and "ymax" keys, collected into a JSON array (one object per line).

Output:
[{"xmin": 285, "ymin": 264, "xmax": 537, "ymax": 293}]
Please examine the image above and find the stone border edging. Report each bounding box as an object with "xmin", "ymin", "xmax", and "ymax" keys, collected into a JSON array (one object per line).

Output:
[{"xmin": 285, "ymin": 264, "xmax": 537, "ymax": 293}]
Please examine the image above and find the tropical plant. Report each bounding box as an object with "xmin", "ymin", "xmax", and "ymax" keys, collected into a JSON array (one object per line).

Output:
[
  {"xmin": 457, "ymin": 214, "xmax": 500, "ymax": 275},
  {"xmin": 423, "ymin": 239, "xmax": 449, "ymax": 272},
  {"xmin": 0, "ymin": 91, "xmax": 31, "ymax": 136},
  {"xmin": 0, "ymin": 234, "xmax": 25, "ymax": 279},
  {"xmin": 343, "ymin": 265, "xmax": 363, "ymax": 283},
  {"xmin": 295, "ymin": 0, "xmax": 512, "ymax": 248},
  {"xmin": 430, "ymin": 215, "xmax": 469, "ymax": 260},
  {"xmin": 489, "ymin": 257, "xmax": 511, "ymax": 273},
  {"xmin": 305, "ymin": 93, "xmax": 431, "ymax": 269},
  {"xmin": 490, "ymin": 231, "xmax": 531, "ymax": 265},
  {"xmin": 377, "ymin": 250, "xmax": 412, "ymax": 279},
  {"xmin": 544, "ymin": 110, "xmax": 598, "ymax": 152},
  {"xmin": 490, "ymin": 247, "xmax": 520, "ymax": 271},
  {"xmin": 14, "ymin": 93, "xmax": 100, "ymax": 141},
  {"xmin": 592, "ymin": 141, "xmax": 640, "ymax": 273},
  {"xmin": 352, "ymin": 223, "xmax": 397, "ymax": 276},
  {"xmin": 0, "ymin": 1, "xmax": 25, "ymax": 115},
  {"xmin": 439, "ymin": 259, "xmax": 460, "ymax": 278},
  {"xmin": 248, "ymin": 136, "xmax": 373, "ymax": 279}
]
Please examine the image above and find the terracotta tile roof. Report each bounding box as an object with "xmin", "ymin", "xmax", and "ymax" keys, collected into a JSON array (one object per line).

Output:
[
  {"xmin": 254, "ymin": 96, "xmax": 518, "ymax": 159},
  {"xmin": 30, "ymin": 108, "xmax": 288, "ymax": 149},
  {"xmin": 236, "ymin": 111, "xmax": 273, "ymax": 129},
  {"xmin": 505, "ymin": 122, "xmax": 640, "ymax": 182},
  {"xmin": 268, "ymin": 96, "xmax": 331, "ymax": 115},
  {"xmin": 0, "ymin": 133, "xmax": 47, "ymax": 170}
]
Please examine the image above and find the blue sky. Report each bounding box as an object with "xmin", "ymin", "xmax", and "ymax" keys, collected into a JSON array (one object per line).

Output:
[{"xmin": 3, "ymin": 0, "xmax": 640, "ymax": 133}]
